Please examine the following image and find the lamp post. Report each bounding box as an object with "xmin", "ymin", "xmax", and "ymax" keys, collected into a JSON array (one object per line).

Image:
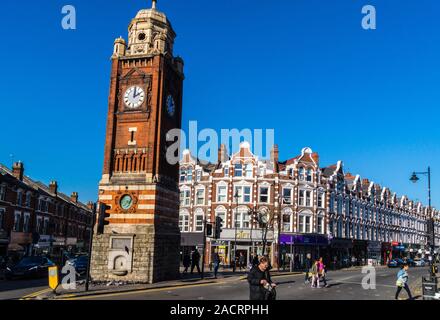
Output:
[
  {"xmin": 410, "ymin": 167, "xmax": 436, "ymax": 276},
  {"xmin": 233, "ymin": 189, "xmax": 239, "ymax": 273}
]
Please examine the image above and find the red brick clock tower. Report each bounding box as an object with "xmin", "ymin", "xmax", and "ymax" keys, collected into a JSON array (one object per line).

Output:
[{"xmin": 90, "ymin": 0, "xmax": 184, "ymax": 283}]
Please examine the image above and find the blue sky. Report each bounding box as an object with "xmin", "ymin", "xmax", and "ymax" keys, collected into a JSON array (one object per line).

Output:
[{"xmin": 0, "ymin": 0, "xmax": 439, "ymax": 207}]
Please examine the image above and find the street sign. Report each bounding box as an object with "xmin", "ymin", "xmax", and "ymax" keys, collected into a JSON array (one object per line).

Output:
[{"xmin": 48, "ymin": 266, "xmax": 59, "ymax": 290}]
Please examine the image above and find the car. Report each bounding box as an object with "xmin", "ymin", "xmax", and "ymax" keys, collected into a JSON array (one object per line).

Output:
[
  {"xmin": 388, "ymin": 258, "xmax": 405, "ymax": 268},
  {"xmin": 406, "ymin": 258, "xmax": 416, "ymax": 267},
  {"xmin": 5, "ymin": 256, "xmax": 55, "ymax": 280},
  {"xmin": 413, "ymin": 259, "xmax": 426, "ymax": 267},
  {"xmin": 67, "ymin": 255, "xmax": 89, "ymax": 275}
]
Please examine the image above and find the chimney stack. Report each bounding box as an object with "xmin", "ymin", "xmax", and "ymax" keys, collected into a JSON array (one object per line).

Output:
[
  {"xmin": 12, "ymin": 161, "xmax": 24, "ymax": 181},
  {"xmin": 271, "ymin": 145, "xmax": 279, "ymax": 173},
  {"xmin": 86, "ymin": 201, "xmax": 95, "ymax": 211},
  {"xmin": 49, "ymin": 181, "xmax": 58, "ymax": 195},
  {"xmin": 71, "ymin": 192, "xmax": 79, "ymax": 203},
  {"xmin": 218, "ymin": 144, "xmax": 228, "ymax": 163}
]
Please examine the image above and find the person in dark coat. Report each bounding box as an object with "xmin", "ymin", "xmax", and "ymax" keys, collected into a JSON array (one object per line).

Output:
[
  {"xmin": 191, "ymin": 249, "xmax": 201, "ymax": 274},
  {"xmin": 252, "ymin": 255, "xmax": 259, "ymax": 268},
  {"xmin": 182, "ymin": 253, "xmax": 191, "ymax": 274},
  {"xmin": 247, "ymin": 256, "xmax": 277, "ymax": 300},
  {"xmin": 304, "ymin": 254, "xmax": 312, "ymax": 283},
  {"xmin": 213, "ymin": 250, "xmax": 221, "ymax": 279}
]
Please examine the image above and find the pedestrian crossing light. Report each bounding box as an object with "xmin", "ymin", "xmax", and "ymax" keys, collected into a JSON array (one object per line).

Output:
[
  {"xmin": 215, "ymin": 216, "xmax": 224, "ymax": 239},
  {"xmin": 97, "ymin": 203, "xmax": 111, "ymax": 235}
]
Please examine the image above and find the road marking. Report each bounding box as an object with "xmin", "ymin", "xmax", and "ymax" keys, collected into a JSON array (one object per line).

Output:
[
  {"xmin": 62, "ymin": 281, "xmax": 228, "ymax": 300},
  {"xmin": 20, "ymin": 288, "xmax": 52, "ymax": 300}
]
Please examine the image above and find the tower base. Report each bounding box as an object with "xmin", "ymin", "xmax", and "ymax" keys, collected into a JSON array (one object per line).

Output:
[{"xmin": 90, "ymin": 224, "xmax": 180, "ymax": 284}]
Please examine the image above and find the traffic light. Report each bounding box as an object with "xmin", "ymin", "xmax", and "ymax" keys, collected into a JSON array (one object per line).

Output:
[
  {"xmin": 215, "ymin": 216, "xmax": 223, "ymax": 239},
  {"xmin": 97, "ymin": 203, "xmax": 111, "ymax": 235},
  {"xmin": 206, "ymin": 223, "xmax": 213, "ymax": 237}
]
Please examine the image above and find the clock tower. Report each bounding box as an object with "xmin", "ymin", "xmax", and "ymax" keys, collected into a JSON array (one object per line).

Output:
[{"xmin": 90, "ymin": 0, "xmax": 184, "ymax": 283}]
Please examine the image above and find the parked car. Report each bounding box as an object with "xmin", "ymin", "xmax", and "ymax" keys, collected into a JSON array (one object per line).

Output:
[
  {"xmin": 5, "ymin": 256, "xmax": 55, "ymax": 280},
  {"xmin": 67, "ymin": 255, "xmax": 89, "ymax": 275},
  {"xmin": 387, "ymin": 258, "xmax": 404, "ymax": 268},
  {"xmin": 413, "ymin": 259, "xmax": 426, "ymax": 267},
  {"xmin": 406, "ymin": 258, "xmax": 416, "ymax": 267}
]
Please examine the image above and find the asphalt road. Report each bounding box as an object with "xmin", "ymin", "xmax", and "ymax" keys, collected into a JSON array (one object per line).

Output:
[
  {"xmin": 0, "ymin": 277, "xmax": 49, "ymax": 300},
  {"xmin": 64, "ymin": 266, "xmax": 429, "ymax": 301}
]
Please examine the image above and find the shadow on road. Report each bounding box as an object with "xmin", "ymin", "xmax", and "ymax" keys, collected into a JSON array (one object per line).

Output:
[{"xmin": 0, "ymin": 278, "xmax": 48, "ymax": 293}]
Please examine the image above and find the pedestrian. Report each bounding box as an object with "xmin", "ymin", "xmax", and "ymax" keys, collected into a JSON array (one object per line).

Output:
[
  {"xmin": 252, "ymin": 255, "xmax": 259, "ymax": 268},
  {"xmin": 182, "ymin": 253, "xmax": 191, "ymax": 274},
  {"xmin": 304, "ymin": 254, "xmax": 312, "ymax": 284},
  {"xmin": 191, "ymin": 248, "xmax": 201, "ymax": 275},
  {"xmin": 310, "ymin": 260, "xmax": 320, "ymax": 288},
  {"xmin": 213, "ymin": 250, "xmax": 221, "ymax": 279},
  {"xmin": 247, "ymin": 256, "xmax": 277, "ymax": 300},
  {"xmin": 318, "ymin": 257, "xmax": 328, "ymax": 288},
  {"xmin": 395, "ymin": 263, "xmax": 413, "ymax": 300},
  {"xmin": 239, "ymin": 252, "xmax": 246, "ymax": 271}
]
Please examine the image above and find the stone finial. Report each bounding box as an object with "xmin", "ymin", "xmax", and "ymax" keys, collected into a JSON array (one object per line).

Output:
[{"xmin": 152, "ymin": 0, "xmax": 157, "ymax": 10}]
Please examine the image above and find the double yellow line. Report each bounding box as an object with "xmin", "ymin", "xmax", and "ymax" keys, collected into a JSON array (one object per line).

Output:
[{"xmin": 20, "ymin": 288, "xmax": 53, "ymax": 300}]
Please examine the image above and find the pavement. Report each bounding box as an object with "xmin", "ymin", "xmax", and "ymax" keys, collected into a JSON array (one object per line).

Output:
[{"xmin": 1, "ymin": 266, "xmax": 434, "ymax": 300}]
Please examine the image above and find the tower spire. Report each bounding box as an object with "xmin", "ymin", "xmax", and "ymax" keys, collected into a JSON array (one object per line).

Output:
[{"xmin": 152, "ymin": 0, "xmax": 157, "ymax": 10}]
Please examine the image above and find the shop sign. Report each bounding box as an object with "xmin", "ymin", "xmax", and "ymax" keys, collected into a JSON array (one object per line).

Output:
[{"xmin": 10, "ymin": 232, "xmax": 32, "ymax": 245}]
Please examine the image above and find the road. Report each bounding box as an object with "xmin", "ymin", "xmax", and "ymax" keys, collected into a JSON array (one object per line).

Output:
[
  {"xmin": 62, "ymin": 266, "xmax": 429, "ymax": 300},
  {"xmin": 0, "ymin": 277, "xmax": 49, "ymax": 300}
]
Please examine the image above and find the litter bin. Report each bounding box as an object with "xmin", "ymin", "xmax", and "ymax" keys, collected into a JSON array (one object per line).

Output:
[{"xmin": 422, "ymin": 276, "xmax": 438, "ymax": 300}]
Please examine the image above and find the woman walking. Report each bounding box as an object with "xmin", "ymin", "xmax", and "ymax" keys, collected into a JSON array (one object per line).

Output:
[
  {"xmin": 395, "ymin": 263, "xmax": 413, "ymax": 300},
  {"xmin": 311, "ymin": 260, "xmax": 320, "ymax": 288}
]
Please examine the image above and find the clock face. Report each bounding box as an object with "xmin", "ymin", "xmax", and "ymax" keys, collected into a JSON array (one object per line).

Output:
[
  {"xmin": 124, "ymin": 86, "xmax": 145, "ymax": 109},
  {"xmin": 120, "ymin": 195, "xmax": 133, "ymax": 210},
  {"xmin": 166, "ymin": 95, "xmax": 175, "ymax": 116}
]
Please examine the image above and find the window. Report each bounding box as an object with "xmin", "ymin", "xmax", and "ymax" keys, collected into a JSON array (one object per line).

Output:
[
  {"xmin": 25, "ymin": 192, "xmax": 31, "ymax": 207},
  {"xmin": 234, "ymin": 164, "xmax": 243, "ymax": 177},
  {"xmin": 194, "ymin": 212, "xmax": 204, "ymax": 232},
  {"xmin": 0, "ymin": 185, "xmax": 6, "ymax": 201},
  {"xmin": 187, "ymin": 170, "xmax": 193, "ymax": 182},
  {"xmin": 217, "ymin": 185, "xmax": 227, "ymax": 202},
  {"xmin": 179, "ymin": 212, "xmax": 190, "ymax": 232},
  {"xmin": 299, "ymin": 215, "xmax": 312, "ymax": 233},
  {"xmin": 0, "ymin": 208, "xmax": 5, "ymax": 230},
  {"xmin": 306, "ymin": 169, "xmax": 312, "ymax": 182},
  {"xmin": 13, "ymin": 211, "xmax": 21, "ymax": 232},
  {"xmin": 215, "ymin": 210, "xmax": 226, "ymax": 227},
  {"xmin": 234, "ymin": 186, "xmax": 251, "ymax": 204},
  {"xmin": 180, "ymin": 190, "xmax": 190, "ymax": 206},
  {"xmin": 23, "ymin": 213, "xmax": 31, "ymax": 233},
  {"xmin": 305, "ymin": 191, "xmax": 312, "ymax": 207},
  {"xmin": 43, "ymin": 218, "xmax": 49, "ymax": 235},
  {"xmin": 259, "ymin": 187, "xmax": 269, "ymax": 203},
  {"xmin": 245, "ymin": 164, "xmax": 253, "ymax": 178},
  {"xmin": 317, "ymin": 216, "xmax": 324, "ymax": 234},
  {"xmin": 282, "ymin": 211, "xmax": 292, "ymax": 232},
  {"xmin": 195, "ymin": 189, "xmax": 205, "ymax": 205},
  {"xmin": 196, "ymin": 170, "xmax": 202, "ymax": 182},
  {"xmin": 17, "ymin": 191, "xmax": 23, "ymax": 206},
  {"xmin": 234, "ymin": 210, "xmax": 250, "ymax": 229},
  {"xmin": 282, "ymin": 188, "xmax": 292, "ymax": 205},
  {"xmin": 179, "ymin": 169, "xmax": 186, "ymax": 182},
  {"xmin": 299, "ymin": 190, "xmax": 305, "ymax": 206},
  {"xmin": 298, "ymin": 167, "xmax": 305, "ymax": 181},
  {"xmin": 318, "ymin": 193, "xmax": 325, "ymax": 208},
  {"xmin": 224, "ymin": 167, "xmax": 229, "ymax": 177}
]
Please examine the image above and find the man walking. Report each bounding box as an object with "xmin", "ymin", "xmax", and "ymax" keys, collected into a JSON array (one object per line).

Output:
[
  {"xmin": 395, "ymin": 263, "xmax": 413, "ymax": 300},
  {"xmin": 247, "ymin": 256, "xmax": 277, "ymax": 300},
  {"xmin": 239, "ymin": 252, "xmax": 246, "ymax": 271},
  {"xmin": 213, "ymin": 249, "xmax": 221, "ymax": 279},
  {"xmin": 191, "ymin": 248, "xmax": 201, "ymax": 275},
  {"xmin": 304, "ymin": 253, "xmax": 312, "ymax": 284}
]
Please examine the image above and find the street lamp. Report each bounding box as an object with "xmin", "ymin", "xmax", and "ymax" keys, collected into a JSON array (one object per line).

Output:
[
  {"xmin": 410, "ymin": 167, "xmax": 436, "ymax": 276},
  {"xmin": 233, "ymin": 189, "xmax": 239, "ymax": 273}
]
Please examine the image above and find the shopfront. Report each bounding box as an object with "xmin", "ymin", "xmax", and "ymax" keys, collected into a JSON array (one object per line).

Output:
[
  {"xmin": 352, "ymin": 240, "xmax": 368, "ymax": 266},
  {"xmin": 0, "ymin": 230, "xmax": 8, "ymax": 258},
  {"xmin": 8, "ymin": 232, "xmax": 32, "ymax": 262},
  {"xmin": 280, "ymin": 234, "xmax": 329, "ymax": 271},
  {"xmin": 367, "ymin": 241, "xmax": 382, "ymax": 265},
  {"xmin": 180, "ymin": 232, "xmax": 204, "ymax": 264},
  {"xmin": 329, "ymin": 238, "xmax": 353, "ymax": 269}
]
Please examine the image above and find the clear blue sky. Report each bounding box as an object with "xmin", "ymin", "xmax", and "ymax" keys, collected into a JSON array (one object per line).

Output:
[{"xmin": 0, "ymin": 0, "xmax": 439, "ymax": 207}]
